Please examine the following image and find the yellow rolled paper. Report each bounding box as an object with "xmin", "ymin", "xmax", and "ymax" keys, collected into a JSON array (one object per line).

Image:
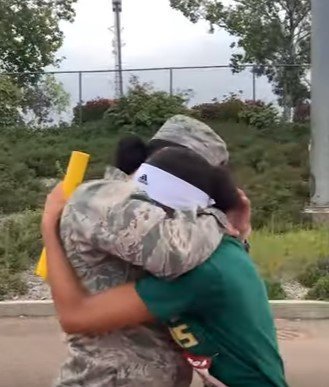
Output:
[{"xmin": 35, "ymin": 151, "xmax": 90, "ymax": 280}]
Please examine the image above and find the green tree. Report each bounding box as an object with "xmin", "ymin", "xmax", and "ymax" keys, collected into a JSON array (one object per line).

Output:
[
  {"xmin": 0, "ymin": 76, "xmax": 23, "ymax": 127},
  {"xmin": 170, "ymin": 0, "xmax": 311, "ymax": 119},
  {"xmin": 23, "ymin": 74, "xmax": 70, "ymax": 126},
  {"xmin": 0, "ymin": 0, "xmax": 77, "ymax": 84}
]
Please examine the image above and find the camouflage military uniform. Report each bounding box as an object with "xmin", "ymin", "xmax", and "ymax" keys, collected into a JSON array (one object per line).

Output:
[{"xmin": 56, "ymin": 115, "xmax": 230, "ymax": 387}]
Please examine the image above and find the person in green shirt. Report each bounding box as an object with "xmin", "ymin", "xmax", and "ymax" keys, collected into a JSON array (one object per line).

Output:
[
  {"xmin": 136, "ymin": 235, "xmax": 287, "ymax": 386},
  {"xmin": 42, "ymin": 147, "xmax": 287, "ymax": 387}
]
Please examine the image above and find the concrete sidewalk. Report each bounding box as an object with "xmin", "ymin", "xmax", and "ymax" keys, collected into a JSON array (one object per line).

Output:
[{"xmin": 0, "ymin": 317, "xmax": 328, "ymax": 387}]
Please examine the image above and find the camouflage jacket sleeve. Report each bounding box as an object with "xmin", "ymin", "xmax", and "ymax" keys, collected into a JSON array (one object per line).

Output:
[
  {"xmin": 99, "ymin": 199, "xmax": 228, "ymax": 279},
  {"xmin": 65, "ymin": 175, "xmax": 228, "ymax": 279}
]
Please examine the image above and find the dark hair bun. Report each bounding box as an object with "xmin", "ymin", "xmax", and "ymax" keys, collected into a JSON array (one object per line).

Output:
[{"xmin": 115, "ymin": 135, "xmax": 148, "ymax": 174}]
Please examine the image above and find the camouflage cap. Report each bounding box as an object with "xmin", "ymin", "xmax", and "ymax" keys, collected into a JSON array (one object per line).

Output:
[{"xmin": 151, "ymin": 115, "xmax": 229, "ymax": 166}]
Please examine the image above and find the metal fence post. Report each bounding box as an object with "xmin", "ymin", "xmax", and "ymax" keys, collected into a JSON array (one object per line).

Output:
[
  {"xmin": 78, "ymin": 71, "xmax": 83, "ymax": 126},
  {"xmin": 169, "ymin": 68, "xmax": 173, "ymax": 96},
  {"xmin": 252, "ymin": 67, "xmax": 256, "ymax": 101}
]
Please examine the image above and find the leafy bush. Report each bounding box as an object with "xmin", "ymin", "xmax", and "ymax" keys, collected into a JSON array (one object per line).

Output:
[
  {"xmin": 192, "ymin": 103, "xmax": 222, "ymax": 120},
  {"xmin": 297, "ymin": 258, "xmax": 329, "ymax": 288},
  {"xmin": 0, "ymin": 211, "xmax": 42, "ymax": 300},
  {"xmin": 0, "ymin": 155, "xmax": 45, "ymax": 214},
  {"xmin": 105, "ymin": 77, "xmax": 191, "ymax": 134},
  {"xmin": 264, "ymin": 280, "xmax": 286, "ymax": 300},
  {"xmin": 73, "ymin": 98, "xmax": 117, "ymax": 124},
  {"xmin": 193, "ymin": 94, "xmax": 245, "ymax": 121},
  {"xmin": 193, "ymin": 96, "xmax": 279, "ymax": 129},
  {"xmin": 224, "ymin": 122, "xmax": 310, "ymax": 229},
  {"xmin": 0, "ymin": 122, "xmax": 122, "ymax": 214},
  {"xmin": 0, "ymin": 113, "xmax": 310, "ymax": 228},
  {"xmin": 0, "ymin": 271, "xmax": 27, "ymax": 300},
  {"xmin": 293, "ymin": 101, "xmax": 311, "ymax": 123},
  {"xmin": 307, "ymin": 276, "xmax": 329, "ymax": 301},
  {"xmin": 239, "ymin": 101, "xmax": 279, "ymax": 129},
  {"xmin": 0, "ymin": 76, "xmax": 23, "ymax": 127}
]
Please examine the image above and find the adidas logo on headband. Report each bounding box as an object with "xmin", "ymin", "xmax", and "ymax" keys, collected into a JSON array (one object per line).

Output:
[{"xmin": 138, "ymin": 174, "xmax": 148, "ymax": 185}]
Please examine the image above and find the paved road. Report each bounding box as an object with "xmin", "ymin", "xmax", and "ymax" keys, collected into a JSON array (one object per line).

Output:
[{"xmin": 0, "ymin": 318, "xmax": 328, "ymax": 387}]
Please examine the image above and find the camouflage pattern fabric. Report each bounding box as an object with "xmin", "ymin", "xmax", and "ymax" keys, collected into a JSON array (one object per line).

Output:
[
  {"xmin": 62, "ymin": 168, "xmax": 228, "ymax": 279},
  {"xmin": 55, "ymin": 115, "xmax": 230, "ymax": 386},
  {"xmin": 151, "ymin": 115, "xmax": 229, "ymax": 166}
]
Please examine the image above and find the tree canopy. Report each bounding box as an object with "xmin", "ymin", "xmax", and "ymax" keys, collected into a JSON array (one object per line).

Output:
[
  {"xmin": 170, "ymin": 0, "xmax": 311, "ymax": 112},
  {"xmin": 0, "ymin": 0, "xmax": 75, "ymax": 127},
  {"xmin": 0, "ymin": 0, "xmax": 77, "ymax": 81}
]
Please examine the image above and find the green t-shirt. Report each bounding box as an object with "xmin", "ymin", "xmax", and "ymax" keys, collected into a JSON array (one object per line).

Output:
[{"xmin": 136, "ymin": 236, "xmax": 287, "ymax": 387}]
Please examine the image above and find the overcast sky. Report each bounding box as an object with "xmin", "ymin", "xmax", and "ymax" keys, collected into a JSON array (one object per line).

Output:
[{"xmin": 54, "ymin": 0, "xmax": 272, "ymax": 113}]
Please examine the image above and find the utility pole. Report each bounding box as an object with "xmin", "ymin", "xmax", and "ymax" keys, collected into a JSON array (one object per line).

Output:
[
  {"xmin": 112, "ymin": 0, "xmax": 124, "ymax": 98},
  {"xmin": 307, "ymin": 0, "xmax": 329, "ymax": 223}
]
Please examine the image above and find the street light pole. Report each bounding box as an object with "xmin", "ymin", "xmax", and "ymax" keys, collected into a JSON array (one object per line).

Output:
[
  {"xmin": 112, "ymin": 0, "xmax": 124, "ymax": 98},
  {"xmin": 307, "ymin": 0, "xmax": 329, "ymax": 222}
]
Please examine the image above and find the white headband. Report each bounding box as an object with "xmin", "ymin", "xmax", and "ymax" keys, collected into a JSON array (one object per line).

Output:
[{"xmin": 134, "ymin": 163, "xmax": 215, "ymax": 211}]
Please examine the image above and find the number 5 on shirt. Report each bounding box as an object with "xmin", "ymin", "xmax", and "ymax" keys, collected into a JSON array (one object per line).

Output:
[{"xmin": 169, "ymin": 324, "xmax": 199, "ymax": 349}]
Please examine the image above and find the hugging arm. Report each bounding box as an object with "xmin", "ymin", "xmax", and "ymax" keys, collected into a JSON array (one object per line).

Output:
[
  {"xmin": 43, "ymin": 219, "xmax": 154, "ymax": 334},
  {"xmin": 43, "ymin": 220, "xmax": 197, "ymax": 335},
  {"xmin": 92, "ymin": 198, "xmax": 227, "ymax": 279}
]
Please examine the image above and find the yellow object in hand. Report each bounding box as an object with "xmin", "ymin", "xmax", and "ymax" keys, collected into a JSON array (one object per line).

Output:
[{"xmin": 35, "ymin": 151, "xmax": 90, "ymax": 280}]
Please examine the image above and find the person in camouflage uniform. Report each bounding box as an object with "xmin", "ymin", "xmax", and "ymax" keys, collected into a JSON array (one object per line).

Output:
[{"xmin": 55, "ymin": 115, "xmax": 231, "ymax": 387}]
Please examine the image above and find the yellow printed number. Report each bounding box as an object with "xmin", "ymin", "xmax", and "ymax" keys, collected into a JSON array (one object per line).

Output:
[{"xmin": 169, "ymin": 324, "xmax": 198, "ymax": 349}]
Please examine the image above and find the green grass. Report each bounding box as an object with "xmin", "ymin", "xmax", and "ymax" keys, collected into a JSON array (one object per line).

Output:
[{"xmin": 250, "ymin": 227, "xmax": 329, "ymax": 281}]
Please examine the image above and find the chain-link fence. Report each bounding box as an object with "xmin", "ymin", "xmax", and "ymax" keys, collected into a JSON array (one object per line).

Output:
[{"xmin": 0, "ymin": 64, "xmax": 310, "ymax": 126}]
